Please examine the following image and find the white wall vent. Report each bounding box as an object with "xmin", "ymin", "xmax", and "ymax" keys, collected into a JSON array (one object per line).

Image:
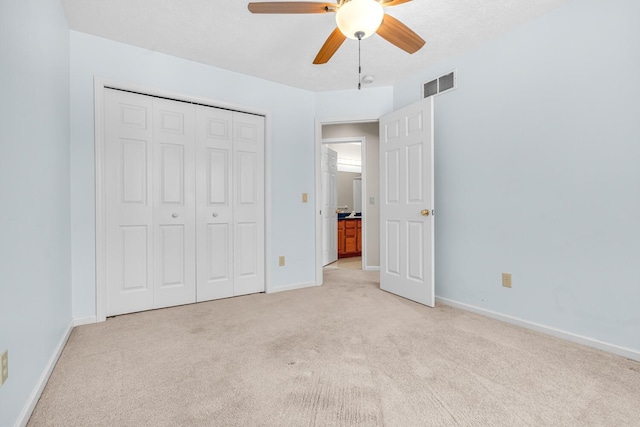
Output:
[{"xmin": 422, "ymin": 70, "xmax": 456, "ymax": 99}]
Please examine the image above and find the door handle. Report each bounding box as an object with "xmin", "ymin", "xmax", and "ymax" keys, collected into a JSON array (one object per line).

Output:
[
  {"xmin": 212, "ymin": 212, "xmax": 218, "ymax": 218},
  {"xmin": 421, "ymin": 209, "xmax": 430, "ymax": 216},
  {"xmin": 172, "ymin": 213, "xmax": 179, "ymax": 218}
]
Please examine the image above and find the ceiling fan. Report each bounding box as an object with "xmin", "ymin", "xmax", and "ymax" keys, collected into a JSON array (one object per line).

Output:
[{"xmin": 247, "ymin": 0, "xmax": 425, "ymax": 64}]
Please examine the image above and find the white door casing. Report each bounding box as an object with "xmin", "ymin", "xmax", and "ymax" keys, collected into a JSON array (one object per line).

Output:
[
  {"xmin": 379, "ymin": 97, "xmax": 435, "ymax": 307},
  {"xmin": 321, "ymin": 146, "xmax": 338, "ymax": 266}
]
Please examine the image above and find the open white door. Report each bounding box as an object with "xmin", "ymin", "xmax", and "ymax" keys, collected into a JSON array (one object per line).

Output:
[
  {"xmin": 322, "ymin": 146, "xmax": 338, "ymax": 266},
  {"xmin": 379, "ymin": 97, "xmax": 434, "ymax": 307}
]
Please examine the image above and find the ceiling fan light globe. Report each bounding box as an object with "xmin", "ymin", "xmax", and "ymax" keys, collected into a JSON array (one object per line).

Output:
[{"xmin": 336, "ymin": 0, "xmax": 384, "ymax": 40}]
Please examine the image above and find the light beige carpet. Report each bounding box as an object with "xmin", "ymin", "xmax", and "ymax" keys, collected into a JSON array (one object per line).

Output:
[
  {"xmin": 29, "ymin": 269, "xmax": 640, "ymax": 426},
  {"xmin": 324, "ymin": 256, "xmax": 363, "ymax": 270}
]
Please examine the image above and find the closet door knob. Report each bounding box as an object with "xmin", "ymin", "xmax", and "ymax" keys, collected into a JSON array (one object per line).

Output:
[
  {"xmin": 212, "ymin": 212, "xmax": 218, "ymax": 218},
  {"xmin": 172, "ymin": 213, "xmax": 179, "ymax": 218}
]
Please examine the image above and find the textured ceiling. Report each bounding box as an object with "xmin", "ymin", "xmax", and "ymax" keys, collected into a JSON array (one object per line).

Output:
[{"xmin": 61, "ymin": 0, "xmax": 570, "ymax": 92}]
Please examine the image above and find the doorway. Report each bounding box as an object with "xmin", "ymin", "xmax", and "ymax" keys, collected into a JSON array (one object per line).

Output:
[
  {"xmin": 315, "ymin": 98, "xmax": 434, "ymax": 306},
  {"xmin": 315, "ymin": 119, "xmax": 380, "ymax": 284},
  {"xmin": 323, "ymin": 138, "xmax": 364, "ymax": 269}
]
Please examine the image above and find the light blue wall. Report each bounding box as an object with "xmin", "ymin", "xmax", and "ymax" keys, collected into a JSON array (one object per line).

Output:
[
  {"xmin": 316, "ymin": 87, "xmax": 393, "ymax": 119},
  {"xmin": 0, "ymin": 1, "xmax": 71, "ymax": 425},
  {"xmin": 394, "ymin": 0, "xmax": 640, "ymax": 351},
  {"xmin": 69, "ymin": 32, "xmax": 318, "ymax": 318}
]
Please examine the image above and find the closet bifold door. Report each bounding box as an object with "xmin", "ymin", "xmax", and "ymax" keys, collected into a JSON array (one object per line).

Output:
[
  {"xmin": 105, "ymin": 89, "xmax": 155, "ymax": 316},
  {"xmin": 195, "ymin": 106, "xmax": 234, "ymax": 301},
  {"xmin": 233, "ymin": 112, "xmax": 265, "ymax": 296},
  {"xmin": 152, "ymin": 98, "xmax": 197, "ymax": 309},
  {"xmin": 105, "ymin": 89, "xmax": 265, "ymax": 314}
]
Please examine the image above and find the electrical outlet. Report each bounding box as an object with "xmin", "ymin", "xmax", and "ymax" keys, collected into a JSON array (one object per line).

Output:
[
  {"xmin": 502, "ymin": 273, "xmax": 512, "ymax": 288},
  {"xmin": 279, "ymin": 256, "xmax": 285, "ymax": 266},
  {"xmin": 1, "ymin": 350, "xmax": 7, "ymax": 387},
  {"xmin": 302, "ymin": 193, "xmax": 308, "ymax": 203}
]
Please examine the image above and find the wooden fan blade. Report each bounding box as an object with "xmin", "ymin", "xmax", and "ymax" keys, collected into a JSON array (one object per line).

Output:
[
  {"xmin": 313, "ymin": 27, "xmax": 346, "ymax": 64},
  {"xmin": 248, "ymin": 2, "xmax": 336, "ymax": 14},
  {"xmin": 381, "ymin": 0, "xmax": 412, "ymax": 6},
  {"xmin": 377, "ymin": 14, "xmax": 425, "ymax": 54}
]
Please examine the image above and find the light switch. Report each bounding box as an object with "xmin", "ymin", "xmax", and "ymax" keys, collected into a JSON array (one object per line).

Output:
[
  {"xmin": 369, "ymin": 196, "xmax": 375, "ymax": 204},
  {"xmin": 302, "ymin": 193, "xmax": 308, "ymax": 203}
]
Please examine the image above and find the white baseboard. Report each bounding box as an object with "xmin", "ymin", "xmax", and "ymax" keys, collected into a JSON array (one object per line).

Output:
[
  {"xmin": 436, "ymin": 297, "xmax": 640, "ymax": 362},
  {"xmin": 267, "ymin": 282, "xmax": 317, "ymax": 294},
  {"xmin": 73, "ymin": 316, "xmax": 97, "ymax": 326},
  {"xmin": 15, "ymin": 320, "xmax": 74, "ymax": 427},
  {"xmin": 364, "ymin": 266, "xmax": 380, "ymax": 271}
]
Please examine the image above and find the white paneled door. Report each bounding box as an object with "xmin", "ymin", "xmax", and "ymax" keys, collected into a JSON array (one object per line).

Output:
[
  {"xmin": 379, "ymin": 97, "xmax": 435, "ymax": 307},
  {"xmin": 104, "ymin": 88, "xmax": 264, "ymax": 316},
  {"xmin": 105, "ymin": 90, "xmax": 155, "ymax": 315},
  {"xmin": 195, "ymin": 108, "xmax": 265, "ymax": 300},
  {"xmin": 321, "ymin": 146, "xmax": 338, "ymax": 266},
  {"xmin": 152, "ymin": 99, "xmax": 197, "ymax": 309},
  {"xmin": 232, "ymin": 112, "xmax": 265, "ymax": 296},
  {"xmin": 195, "ymin": 106, "xmax": 234, "ymax": 301}
]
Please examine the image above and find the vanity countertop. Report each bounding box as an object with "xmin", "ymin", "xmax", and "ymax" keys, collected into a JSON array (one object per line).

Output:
[{"xmin": 338, "ymin": 212, "xmax": 362, "ymax": 220}]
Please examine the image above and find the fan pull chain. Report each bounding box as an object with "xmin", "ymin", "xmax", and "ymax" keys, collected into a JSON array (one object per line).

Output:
[{"xmin": 356, "ymin": 31, "xmax": 364, "ymax": 90}]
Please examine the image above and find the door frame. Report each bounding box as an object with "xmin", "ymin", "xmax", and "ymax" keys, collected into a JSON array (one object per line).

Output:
[
  {"xmin": 94, "ymin": 78, "xmax": 272, "ymax": 322},
  {"xmin": 314, "ymin": 115, "xmax": 379, "ymax": 286}
]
